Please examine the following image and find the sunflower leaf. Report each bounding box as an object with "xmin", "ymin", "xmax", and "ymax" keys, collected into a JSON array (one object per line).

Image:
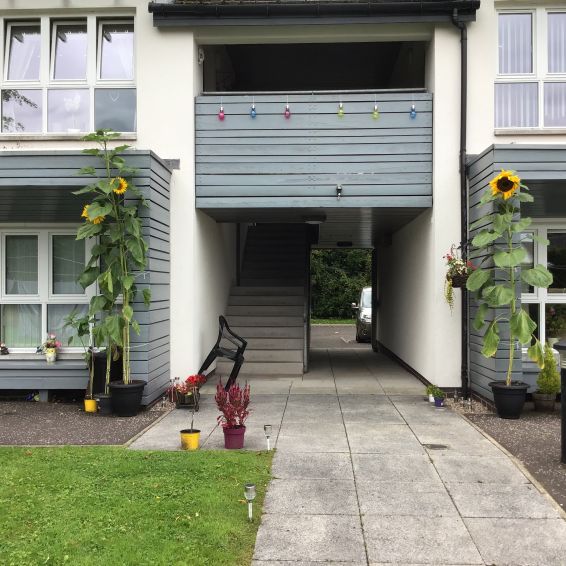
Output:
[
  {"xmin": 481, "ymin": 284, "xmax": 514, "ymax": 307},
  {"xmin": 466, "ymin": 268, "xmax": 491, "ymax": 291},
  {"xmin": 472, "ymin": 230, "xmax": 501, "ymax": 248},
  {"xmin": 531, "ymin": 233, "xmax": 550, "ymax": 245},
  {"xmin": 510, "ymin": 309, "xmax": 537, "ymax": 344},
  {"xmin": 493, "ymin": 212, "xmax": 513, "ymax": 233},
  {"xmin": 470, "ymin": 214, "xmax": 496, "ymax": 231},
  {"xmin": 528, "ymin": 339, "xmax": 545, "ymax": 368},
  {"xmin": 481, "ymin": 321, "xmax": 500, "ymax": 358},
  {"xmin": 511, "ymin": 217, "xmax": 533, "ymax": 232},
  {"xmin": 494, "ymin": 247, "xmax": 526, "ymax": 268},
  {"xmin": 473, "ymin": 302, "xmax": 489, "ymax": 331},
  {"xmin": 521, "ymin": 265, "xmax": 553, "ymax": 288},
  {"xmin": 516, "ymin": 192, "xmax": 534, "ymax": 203}
]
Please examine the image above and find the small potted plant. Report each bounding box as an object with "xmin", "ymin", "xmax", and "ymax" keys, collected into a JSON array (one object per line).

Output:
[
  {"xmin": 215, "ymin": 381, "xmax": 250, "ymax": 449},
  {"xmin": 180, "ymin": 396, "xmax": 201, "ymax": 451},
  {"xmin": 426, "ymin": 384, "xmax": 435, "ymax": 403},
  {"xmin": 444, "ymin": 246, "xmax": 475, "ymax": 311},
  {"xmin": 41, "ymin": 333, "xmax": 62, "ymax": 364},
  {"xmin": 433, "ymin": 386, "xmax": 446, "ymax": 408},
  {"xmin": 533, "ymin": 343, "xmax": 560, "ymax": 412}
]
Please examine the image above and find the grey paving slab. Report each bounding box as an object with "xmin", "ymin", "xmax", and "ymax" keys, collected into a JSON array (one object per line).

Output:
[
  {"xmin": 352, "ymin": 453, "xmax": 441, "ymax": 483},
  {"xmin": 430, "ymin": 453, "xmax": 530, "ymax": 484},
  {"xmin": 253, "ymin": 514, "xmax": 366, "ymax": 563},
  {"xmin": 340, "ymin": 402, "xmax": 405, "ymax": 425},
  {"xmin": 357, "ymin": 481, "xmax": 459, "ymax": 517},
  {"xmin": 272, "ymin": 452, "xmax": 354, "ymax": 480},
  {"xmin": 200, "ymin": 423, "xmax": 279, "ymax": 451},
  {"xmin": 277, "ymin": 427, "xmax": 349, "ymax": 453},
  {"xmin": 253, "ymin": 562, "xmax": 366, "ymax": 566},
  {"xmin": 346, "ymin": 423, "xmax": 425, "ymax": 454},
  {"xmin": 363, "ymin": 515, "xmax": 483, "ymax": 565},
  {"xmin": 264, "ymin": 479, "xmax": 358, "ymax": 515},
  {"xmin": 464, "ymin": 517, "xmax": 566, "ymax": 565},
  {"xmin": 446, "ymin": 483, "xmax": 560, "ymax": 519}
]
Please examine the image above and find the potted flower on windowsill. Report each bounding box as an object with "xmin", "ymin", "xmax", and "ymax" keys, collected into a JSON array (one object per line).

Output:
[
  {"xmin": 533, "ymin": 343, "xmax": 560, "ymax": 412},
  {"xmin": 215, "ymin": 381, "xmax": 250, "ymax": 449},
  {"xmin": 41, "ymin": 333, "xmax": 62, "ymax": 364},
  {"xmin": 444, "ymin": 246, "xmax": 475, "ymax": 311},
  {"xmin": 74, "ymin": 129, "xmax": 151, "ymax": 417},
  {"xmin": 432, "ymin": 386, "xmax": 446, "ymax": 408},
  {"xmin": 467, "ymin": 170, "xmax": 553, "ymax": 419}
]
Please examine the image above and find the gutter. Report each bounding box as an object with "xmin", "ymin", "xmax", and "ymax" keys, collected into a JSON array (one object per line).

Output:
[
  {"xmin": 148, "ymin": 1, "xmax": 480, "ymax": 23},
  {"xmin": 451, "ymin": 8, "xmax": 470, "ymax": 399}
]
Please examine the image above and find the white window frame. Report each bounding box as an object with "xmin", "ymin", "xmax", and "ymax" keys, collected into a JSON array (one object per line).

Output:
[
  {"xmin": 96, "ymin": 19, "xmax": 136, "ymax": 83},
  {"xmin": 521, "ymin": 221, "xmax": 566, "ymax": 348},
  {"xmin": 50, "ymin": 20, "xmax": 88, "ymax": 83},
  {"xmin": 3, "ymin": 20, "xmax": 42, "ymax": 83},
  {"xmin": 0, "ymin": 14, "xmax": 136, "ymax": 136},
  {"xmin": 0, "ymin": 226, "xmax": 95, "ymax": 353},
  {"xmin": 496, "ymin": 8, "xmax": 566, "ymax": 131}
]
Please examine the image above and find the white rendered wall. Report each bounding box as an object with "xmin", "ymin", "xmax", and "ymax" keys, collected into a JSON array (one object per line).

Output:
[
  {"xmin": 0, "ymin": 0, "xmax": 237, "ymax": 379},
  {"xmin": 377, "ymin": 25, "xmax": 462, "ymax": 388}
]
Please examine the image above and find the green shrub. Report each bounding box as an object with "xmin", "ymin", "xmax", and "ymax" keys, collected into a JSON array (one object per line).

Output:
[
  {"xmin": 536, "ymin": 343, "xmax": 561, "ymax": 395},
  {"xmin": 433, "ymin": 386, "xmax": 446, "ymax": 399}
]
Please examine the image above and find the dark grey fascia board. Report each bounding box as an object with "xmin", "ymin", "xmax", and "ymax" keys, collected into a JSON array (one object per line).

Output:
[{"xmin": 148, "ymin": 1, "xmax": 480, "ymax": 26}]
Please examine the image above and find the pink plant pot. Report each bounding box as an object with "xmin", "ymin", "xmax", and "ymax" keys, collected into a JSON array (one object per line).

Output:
[{"xmin": 223, "ymin": 426, "xmax": 246, "ymax": 449}]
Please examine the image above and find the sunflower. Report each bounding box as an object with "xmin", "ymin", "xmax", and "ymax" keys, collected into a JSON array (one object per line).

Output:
[
  {"xmin": 113, "ymin": 177, "xmax": 128, "ymax": 195},
  {"xmin": 81, "ymin": 205, "xmax": 105, "ymax": 225},
  {"xmin": 489, "ymin": 170, "xmax": 521, "ymax": 200}
]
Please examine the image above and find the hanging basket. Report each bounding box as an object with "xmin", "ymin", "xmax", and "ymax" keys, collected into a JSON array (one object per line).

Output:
[
  {"xmin": 175, "ymin": 388, "xmax": 200, "ymax": 411},
  {"xmin": 447, "ymin": 273, "xmax": 469, "ymax": 289}
]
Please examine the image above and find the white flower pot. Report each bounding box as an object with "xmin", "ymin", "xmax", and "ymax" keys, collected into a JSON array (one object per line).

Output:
[{"xmin": 45, "ymin": 348, "xmax": 57, "ymax": 364}]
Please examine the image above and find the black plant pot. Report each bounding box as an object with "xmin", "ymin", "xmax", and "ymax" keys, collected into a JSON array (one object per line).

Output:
[
  {"xmin": 91, "ymin": 351, "xmax": 122, "ymax": 395},
  {"xmin": 109, "ymin": 380, "xmax": 145, "ymax": 417},
  {"xmin": 489, "ymin": 381, "xmax": 528, "ymax": 419},
  {"xmin": 95, "ymin": 393, "xmax": 112, "ymax": 415}
]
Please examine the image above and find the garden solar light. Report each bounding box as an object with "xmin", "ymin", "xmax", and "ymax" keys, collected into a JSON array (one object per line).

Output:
[
  {"xmin": 264, "ymin": 424, "xmax": 272, "ymax": 450},
  {"xmin": 244, "ymin": 483, "xmax": 256, "ymax": 521},
  {"xmin": 553, "ymin": 341, "xmax": 566, "ymax": 463}
]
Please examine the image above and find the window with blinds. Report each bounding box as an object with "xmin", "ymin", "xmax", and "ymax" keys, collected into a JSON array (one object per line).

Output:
[{"xmin": 496, "ymin": 10, "xmax": 566, "ymax": 129}]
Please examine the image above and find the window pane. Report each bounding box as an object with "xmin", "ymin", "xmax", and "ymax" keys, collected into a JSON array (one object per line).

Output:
[
  {"xmin": 5, "ymin": 235, "xmax": 38, "ymax": 295},
  {"xmin": 52, "ymin": 235, "xmax": 85, "ymax": 295},
  {"xmin": 495, "ymin": 83, "xmax": 538, "ymax": 128},
  {"xmin": 47, "ymin": 89, "xmax": 89, "ymax": 133},
  {"xmin": 100, "ymin": 23, "xmax": 134, "ymax": 80},
  {"xmin": 7, "ymin": 24, "xmax": 41, "ymax": 81},
  {"xmin": 546, "ymin": 304, "xmax": 566, "ymax": 344},
  {"xmin": 520, "ymin": 232, "xmax": 535, "ymax": 294},
  {"xmin": 47, "ymin": 304, "xmax": 88, "ymax": 348},
  {"xmin": 499, "ymin": 13, "xmax": 532, "ymax": 74},
  {"xmin": 53, "ymin": 23, "xmax": 87, "ymax": 80},
  {"xmin": 549, "ymin": 13, "xmax": 566, "ymax": 73},
  {"xmin": 95, "ymin": 88, "xmax": 136, "ymax": 132},
  {"xmin": 1, "ymin": 89, "xmax": 42, "ymax": 133},
  {"xmin": 548, "ymin": 232, "xmax": 566, "ymax": 294},
  {"xmin": 0, "ymin": 304, "xmax": 41, "ymax": 348},
  {"xmin": 544, "ymin": 83, "xmax": 566, "ymax": 128}
]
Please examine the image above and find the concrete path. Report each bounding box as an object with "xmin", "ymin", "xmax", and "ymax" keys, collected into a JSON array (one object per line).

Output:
[{"xmin": 130, "ymin": 347, "xmax": 566, "ymax": 565}]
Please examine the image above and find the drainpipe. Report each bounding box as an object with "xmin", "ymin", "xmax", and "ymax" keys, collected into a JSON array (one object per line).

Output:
[{"xmin": 451, "ymin": 9, "xmax": 469, "ymax": 398}]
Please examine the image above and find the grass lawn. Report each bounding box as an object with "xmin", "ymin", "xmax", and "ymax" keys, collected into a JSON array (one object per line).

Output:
[
  {"xmin": 311, "ymin": 318, "xmax": 355, "ymax": 325},
  {"xmin": 0, "ymin": 447, "xmax": 272, "ymax": 566}
]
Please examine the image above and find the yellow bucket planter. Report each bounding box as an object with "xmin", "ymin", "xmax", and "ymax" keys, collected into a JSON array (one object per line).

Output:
[
  {"xmin": 84, "ymin": 398, "xmax": 98, "ymax": 413},
  {"xmin": 180, "ymin": 429, "xmax": 201, "ymax": 451}
]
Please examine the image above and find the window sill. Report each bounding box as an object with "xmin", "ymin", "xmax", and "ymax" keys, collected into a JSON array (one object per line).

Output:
[
  {"xmin": 0, "ymin": 353, "xmax": 85, "ymax": 361},
  {"xmin": 0, "ymin": 134, "xmax": 137, "ymax": 142},
  {"xmin": 495, "ymin": 128, "xmax": 566, "ymax": 136}
]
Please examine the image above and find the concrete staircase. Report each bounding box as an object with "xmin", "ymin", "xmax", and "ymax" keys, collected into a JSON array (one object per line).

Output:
[{"xmin": 217, "ymin": 224, "xmax": 307, "ymax": 379}]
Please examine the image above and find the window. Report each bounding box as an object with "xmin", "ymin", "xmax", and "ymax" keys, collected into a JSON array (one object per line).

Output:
[
  {"xmin": 496, "ymin": 9, "xmax": 566, "ymax": 129},
  {"xmin": 1, "ymin": 16, "xmax": 135, "ymax": 135},
  {"xmin": 0, "ymin": 229, "xmax": 93, "ymax": 352},
  {"xmin": 521, "ymin": 225, "xmax": 566, "ymax": 348}
]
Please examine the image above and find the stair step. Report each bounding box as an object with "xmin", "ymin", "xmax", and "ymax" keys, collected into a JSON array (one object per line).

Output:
[
  {"xmin": 226, "ymin": 315, "xmax": 303, "ymax": 327},
  {"xmin": 217, "ymin": 360, "xmax": 304, "ymax": 376},
  {"xmin": 231, "ymin": 286, "xmax": 304, "ymax": 296},
  {"xmin": 224, "ymin": 337, "xmax": 303, "ymax": 349},
  {"xmin": 227, "ymin": 305, "xmax": 304, "ymax": 316},
  {"xmin": 230, "ymin": 326, "xmax": 304, "ymax": 338},
  {"xmin": 242, "ymin": 349, "xmax": 303, "ymax": 362},
  {"xmin": 240, "ymin": 279, "xmax": 305, "ymax": 286},
  {"xmin": 229, "ymin": 295, "xmax": 303, "ymax": 306}
]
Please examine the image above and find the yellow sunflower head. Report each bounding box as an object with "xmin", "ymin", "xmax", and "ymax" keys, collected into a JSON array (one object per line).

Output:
[
  {"xmin": 81, "ymin": 204, "xmax": 105, "ymax": 225},
  {"xmin": 113, "ymin": 177, "xmax": 128, "ymax": 195},
  {"xmin": 489, "ymin": 170, "xmax": 521, "ymax": 200}
]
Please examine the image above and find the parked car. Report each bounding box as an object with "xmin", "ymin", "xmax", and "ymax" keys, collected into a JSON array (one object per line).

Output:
[{"xmin": 352, "ymin": 286, "xmax": 372, "ymax": 343}]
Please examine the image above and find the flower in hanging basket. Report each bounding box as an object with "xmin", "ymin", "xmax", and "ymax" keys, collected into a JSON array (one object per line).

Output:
[{"xmin": 443, "ymin": 246, "xmax": 476, "ymax": 310}]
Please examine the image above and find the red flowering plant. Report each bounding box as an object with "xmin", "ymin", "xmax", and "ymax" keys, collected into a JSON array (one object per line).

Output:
[
  {"xmin": 215, "ymin": 381, "xmax": 250, "ymax": 429},
  {"xmin": 42, "ymin": 333, "xmax": 62, "ymax": 352}
]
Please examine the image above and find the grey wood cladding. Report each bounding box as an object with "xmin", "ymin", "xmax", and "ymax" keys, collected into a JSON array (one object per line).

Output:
[
  {"xmin": 195, "ymin": 92, "xmax": 432, "ymax": 210},
  {"xmin": 0, "ymin": 151, "xmax": 172, "ymax": 405}
]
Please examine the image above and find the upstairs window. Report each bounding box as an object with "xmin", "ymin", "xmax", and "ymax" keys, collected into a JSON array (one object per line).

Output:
[
  {"xmin": 1, "ymin": 16, "xmax": 136, "ymax": 135},
  {"xmin": 496, "ymin": 9, "xmax": 566, "ymax": 130}
]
